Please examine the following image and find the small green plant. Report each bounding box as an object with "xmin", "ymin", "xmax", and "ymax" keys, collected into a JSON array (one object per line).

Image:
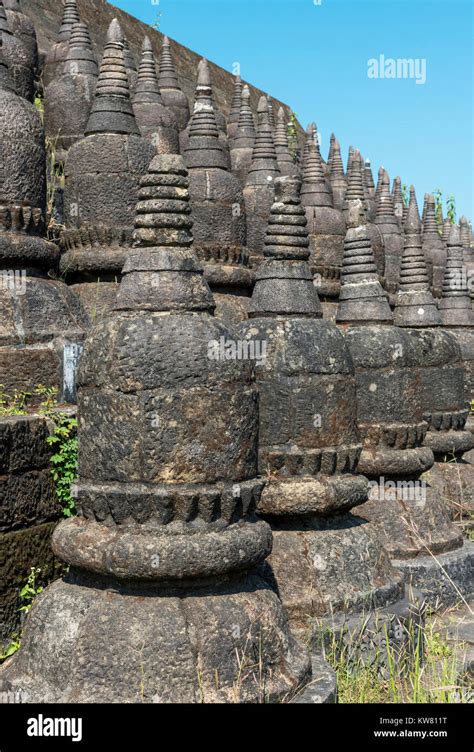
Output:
[
  {"xmin": 47, "ymin": 414, "xmax": 78, "ymax": 517},
  {"xmin": 447, "ymin": 194, "xmax": 456, "ymax": 224},
  {"xmin": 0, "ymin": 637, "xmax": 21, "ymax": 662},
  {"xmin": 0, "ymin": 385, "xmax": 30, "ymax": 416},
  {"xmin": 19, "ymin": 567, "xmax": 44, "ymax": 614},
  {"xmin": 433, "ymin": 188, "xmax": 443, "ymax": 226},
  {"xmin": 34, "ymin": 92, "xmax": 44, "ymax": 123},
  {"xmin": 402, "ymin": 183, "xmax": 409, "ymax": 207},
  {"xmin": 287, "ymin": 111, "xmax": 299, "ymax": 163}
]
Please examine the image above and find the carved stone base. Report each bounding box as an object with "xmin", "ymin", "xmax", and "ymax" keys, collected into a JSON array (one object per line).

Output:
[
  {"xmin": 258, "ymin": 513, "xmax": 405, "ymax": 632},
  {"xmin": 0, "ymin": 570, "xmax": 311, "ymax": 703}
]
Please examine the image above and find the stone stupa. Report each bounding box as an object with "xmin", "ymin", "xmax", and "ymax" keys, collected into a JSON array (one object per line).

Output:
[
  {"xmin": 0, "ymin": 35, "xmax": 87, "ymax": 398},
  {"xmin": 422, "ymin": 193, "xmax": 447, "ymax": 298},
  {"xmin": 157, "ymin": 35, "xmax": 190, "ymax": 131},
  {"xmin": 44, "ymin": 20, "xmax": 99, "ymax": 163},
  {"xmin": 300, "ymin": 124, "xmax": 346, "ymax": 317},
  {"xmin": 227, "ymin": 73, "xmax": 242, "ymax": 141},
  {"xmin": 274, "ymin": 107, "xmax": 299, "ymax": 177},
  {"xmin": 230, "ymin": 84, "xmax": 256, "ymax": 187},
  {"xmin": 328, "ymin": 136, "xmax": 346, "ymax": 212},
  {"xmin": 0, "ymin": 154, "xmax": 311, "ymax": 704},
  {"xmin": 244, "ymin": 95, "xmax": 280, "ymax": 265},
  {"xmin": 374, "ymin": 169, "xmax": 404, "ymax": 301},
  {"xmin": 43, "ymin": 0, "xmax": 80, "ymax": 88},
  {"xmin": 238, "ymin": 180, "xmax": 407, "ymax": 638},
  {"xmin": 183, "ymin": 58, "xmax": 253, "ymax": 326},
  {"xmin": 132, "ymin": 36, "xmax": 179, "ymax": 155},
  {"xmin": 59, "ymin": 19, "xmax": 155, "ymax": 321}
]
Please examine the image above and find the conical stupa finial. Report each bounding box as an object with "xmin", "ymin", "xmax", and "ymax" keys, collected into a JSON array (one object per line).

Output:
[
  {"xmin": 228, "ymin": 73, "xmax": 243, "ymax": 134},
  {"xmin": 336, "ymin": 198, "xmax": 392, "ymax": 324},
  {"xmin": 64, "ymin": 21, "xmax": 97, "ymax": 75},
  {"xmin": 330, "ymin": 137, "xmax": 344, "ymax": 178},
  {"xmin": 246, "ymin": 96, "xmax": 279, "ymax": 181},
  {"xmin": 233, "ymin": 84, "xmax": 255, "ymax": 143},
  {"xmin": 327, "ymin": 132, "xmax": 336, "ymax": 167},
  {"xmin": 249, "ymin": 175, "xmax": 322, "ymax": 318},
  {"xmin": 274, "ymin": 106, "xmax": 297, "ymax": 175},
  {"xmin": 343, "ymin": 151, "xmax": 368, "ymax": 217},
  {"xmin": 438, "ymin": 224, "xmax": 473, "ymax": 326},
  {"xmin": 375, "ymin": 169, "xmax": 396, "ymax": 219},
  {"xmin": 184, "ymin": 58, "xmax": 226, "ymax": 169},
  {"xmin": 301, "ymin": 123, "xmax": 331, "ymax": 207},
  {"xmin": 133, "ymin": 35, "xmax": 162, "ymax": 103},
  {"xmin": 459, "ymin": 216, "xmax": 470, "ymax": 248},
  {"xmin": 423, "ymin": 194, "xmax": 439, "ymax": 235},
  {"xmin": 58, "ymin": 0, "xmax": 80, "ymax": 42},
  {"xmin": 394, "ymin": 186, "xmax": 441, "ymax": 327},
  {"xmin": 442, "ymin": 217, "xmax": 452, "ymax": 243},
  {"xmin": 158, "ymin": 34, "xmax": 181, "ymax": 91},
  {"xmin": 84, "ymin": 19, "xmax": 139, "ymax": 136},
  {"xmin": 116, "ymin": 154, "xmax": 214, "ymax": 313}
]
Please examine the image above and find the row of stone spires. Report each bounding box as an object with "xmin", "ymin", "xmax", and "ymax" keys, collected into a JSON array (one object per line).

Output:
[
  {"xmin": 2, "ymin": 144, "xmax": 472, "ymax": 700},
  {"xmin": 0, "ymin": 3, "xmax": 473, "ymax": 695}
]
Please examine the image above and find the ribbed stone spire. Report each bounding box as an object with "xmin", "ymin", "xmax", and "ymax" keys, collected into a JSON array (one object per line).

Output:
[
  {"xmin": 422, "ymin": 193, "xmax": 447, "ymax": 297},
  {"xmin": 328, "ymin": 132, "xmax": 336, "ymax": 168},
  {"xmin": 134, "ymin": 36, "xmax": 162, "ymax": 102},
  {"xmin": 375, "ymin": 169, "xmax": 404, "ymax": 295},
  {"xmin": 343, "ymin": 150, "xmax": 367, "ymax": 216},
  {"xmin": 363, "ymin": 158, "xmax": 376, "ymax": 219},
  {"xmin": 302, "ymin": 122, "xmax": 316, "ymax": 166},
  {"xmin": 346, "ymin": 145, "xmax": 354, "ymax": 175},
  {"xmin": 116, "ymin": 155, "xmax": 214, "ymax": 313},
  {"xmin": 63, "ymin": 21, "xmax": 97, "ymax": 75},
  {"xmin": 267, "ymin": 99, "xmax": 275, "ymax": 129},
  {"xmin": 246, "ymin": 96, "xmax": 279, "ymax": 180},
  {"xmin": 336, "ymin": 200, "xmax": 392, "ymax": 324},
  {"xmin": 393, "ymin": 186, "xmax": 441, "ymax": 327},
  {"xmin": 392, "ymin": 176, "xmax": 404, "ymax": 227},
  {"xmin": 249, "ymin": 175, "xmax": 322, "ymax": 317},
  {"xmin": 244, "ymin": 96, "xmax": 280, "ymax": 261},
  {"xmin": 374, "ymin": 166, "xmax": 385, "ymax": 208},
  {"xmin": 157, "ymin": 35, "xmax": 190, "ymax": 130},
  {"xmin": 227, "ymin": 73, "xmax": 242, "ymax": 140},
  {"xmin": 132, "ymin": 36, "xmax": 179, "ymax": 154},
  {"xmin": 274, "ymin": 106, "xmax": 298, "ymax": 176},
  {"xmin": 183, "ymin": 58, "xmax": 227, "ymax": 169},
  {"xmin": 84, "ymin": 19, "xmax": 139, "ymax": 136},
  {"xmin": 438, "ymin": 224, "xmax": 472, "ymax": 326},
  {"xmin": 460, "ymin": 216, "xmax": 470, "ymax": 248},
  {"xmin": 230, "ymin": 84, "xmax": 255, "ymax": 185},
  {"xmin": 442, "ymin": 218, "xmax": 452, "ymax": 243},
  {"xmin": 421, "ymin": 193, "xmax": 429, "ymax": 225},
  {"xmin": 329, "ymin": 136, "xmax": 346, "ymax": 211},
  {"xmin": 58, "ymin": 0, "xmax": 80, "ymax": 42},
  {"xmin": 301, "ymin": 124, "xmax": 332, "ymax": 207}
]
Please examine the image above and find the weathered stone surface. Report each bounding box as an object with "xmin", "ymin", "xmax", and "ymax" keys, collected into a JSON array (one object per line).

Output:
[
  {"xmin": 42, "ymin": 0, "xmax": 80, "ymax": 88},
  {"xmin": 275, "ymin": 107, "xmax": 299, "ymax": 177},
  {"xmin": 439, "ymin": 224, "xmax": 473, "ymax": 327},
  {"xmin": 394, "ymin": 542, "xmax": 474, "ymax": 607},
  {"xmin": 0, "ymin": 521, "xmax": 60, "ymax": 646},
  {"xmin": 0, "ymin": 0, "xmax": 34, "ymax": 100},
  {"xmin": 244, "ymin": 96, "xmax": 280, "ymax": 264},
  {"xmin": 230, "ymin": 84, "xmax": 255, "ymax": 187},
  {"xmin": 44, "ymin": 21, "xmax": 98, "ymax": 160},
  {"xmin": 374, "ymin": 169, "xmax": 404, "ymax": 297},
  {"xmin": 301, "ymin": 124, "xmax": 346, "ymax": 302},
  {"xmin": 343, "ymin": 150, "xmax": 385, "ymax": 283},
  {"xmin": 422, "ymin": 459, "xmax": 474, "ymax": 531},
  {"xmin": 183, "ymin": 58, "xmax": 251, "ymax": 324},
  {"xmin": 422, "ymin": 193, "xmax": 447, "ymax": 298},
  {"xmin": 239, "ymin": 177, "xmax": 404, "ymax": 630},
  {"xmin": 329, "ymin": 136, "xmax": 346, "ymax": 212},
  {"xmin": 0, "ymin": 155, "xmax": 311, "ymax": 703},
  {"xmin": 393, "ymin": 186, "xmax": 442, "ymax": 328},
  {"xmin": 59, "ymin": 20, "xmax": 155, "ymax": 317},
  {"xmin": 132, "ymin": 36, "xmax": 179, "ymax": 155}
]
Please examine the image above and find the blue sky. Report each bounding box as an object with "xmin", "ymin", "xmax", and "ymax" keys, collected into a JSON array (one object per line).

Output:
[{"xmin": 113, "ymin": 0, "xmax": 473, "ymax": 219}]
